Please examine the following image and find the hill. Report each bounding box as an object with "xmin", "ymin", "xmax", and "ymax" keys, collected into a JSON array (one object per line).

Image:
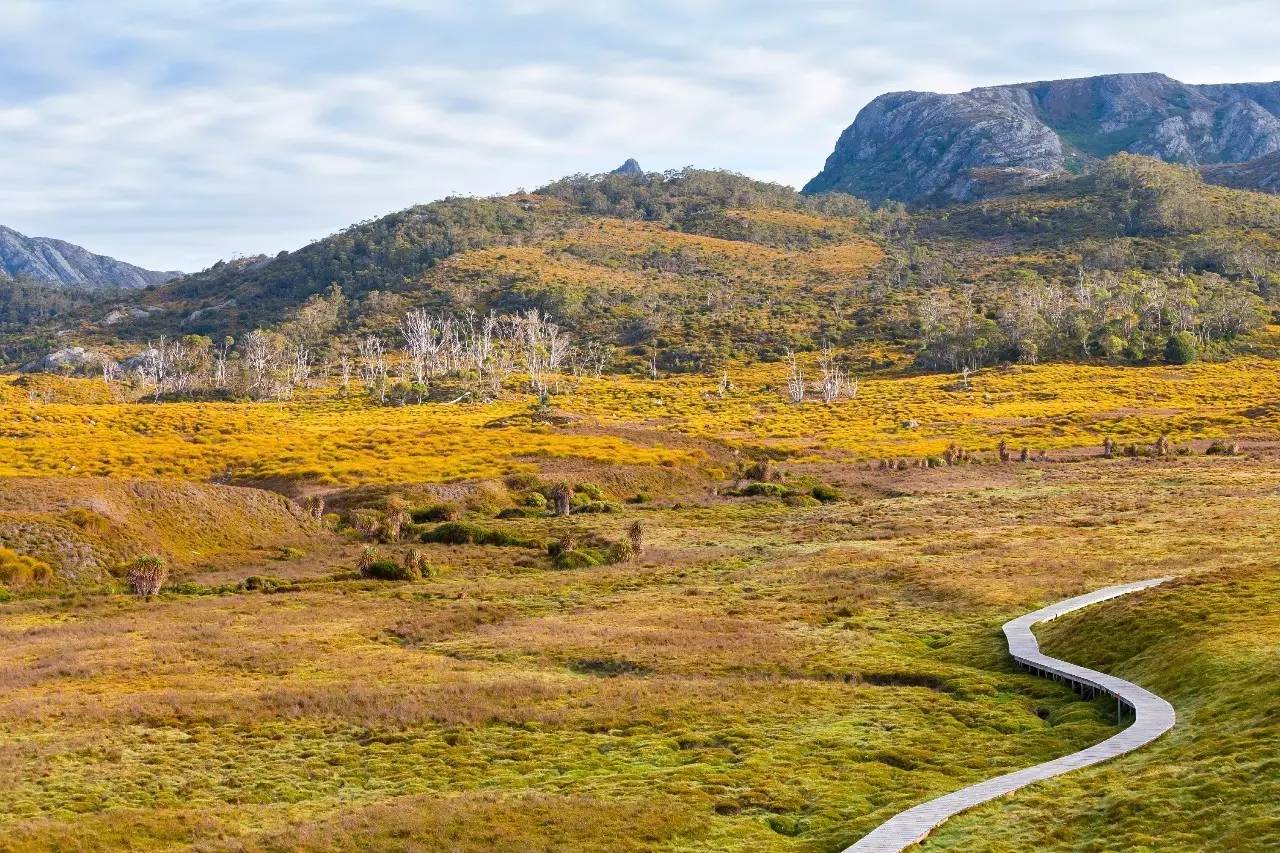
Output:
[
  {"xmin": 0, "ymin": 225, "xmax": 180, "ymax": 290},
  {"xmin": 41, "ymin": 156, "xmax": 1276, "ymax": 380},
  {"xmin": 804, "ymin": 72, "xmax": 1280, "ymax": 203}
]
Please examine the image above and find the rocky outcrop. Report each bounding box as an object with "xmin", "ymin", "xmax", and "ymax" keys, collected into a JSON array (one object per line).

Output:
[
  {"xmin": 805, "ymin": 73, "xmax": 1280, "ymax": 203},
  {"xmin": 611, "ymin": 158, "xmax": 645, "ymax": 177},
  {"xmin": 20, "ymin": 346, "xmax": 99, "ymax": 374},
  {"xmin": 0, "ymin": 225, "xmax": 180, "ymax": 289},
  {"xmin": 1201, "ymin": 150, "xmax": 1280, "ymax": 194}
]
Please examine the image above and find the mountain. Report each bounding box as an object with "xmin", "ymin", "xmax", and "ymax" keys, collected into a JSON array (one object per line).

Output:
[
  {"xmin": 804, "ymin": 72, "xmax": 1280, "ymax": 203},
  {"xmin": 611, "ymin": 158, "xmax": 645, "ymax": 176},
  {"xmin": 0, "ymin": 226, "xmax": 181, "ymax": 290},
  {"xmin": 1202, "ymin": 149, "xmax": 1280, "ymax": 194},
  {"xmin": 37, "ymin": 154, "xmax": 1275, "ymax": 381}
]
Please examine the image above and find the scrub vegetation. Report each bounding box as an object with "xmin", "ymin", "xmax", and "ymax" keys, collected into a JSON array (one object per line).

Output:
[{"xmin": 0, "ymin": 358, "xmax": 1277, "ymax": 851}]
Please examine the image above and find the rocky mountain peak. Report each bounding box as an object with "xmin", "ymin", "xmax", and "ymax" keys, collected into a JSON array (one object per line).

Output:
[
  {"xmin": 611, "ymin": 158, "xmax": 644, "ymax": 177},
  {"xmin": 0, "ymin": 225, "xmax": 181, "ymax": 290},
  {"xmin": 804, "ymin": 73, "xmax": 1280, "ymax": 203}
]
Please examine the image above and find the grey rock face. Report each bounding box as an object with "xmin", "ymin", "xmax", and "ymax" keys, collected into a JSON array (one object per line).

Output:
[
  {"xmin": 1202, "ymin": 150, "xmax": 1280, "ymax": 194},
  {"xmin": 20, "ymin": 346, "xmax": 98, "ymax": 374},
  {"xmin": 0, "ymin": 225, "xmax": 180, "ymax": 290},
  {"xmin": 805, "ymin": 73, "xmax": 1280, "ymax": 203},
  {"xmin": 611, "ymin": 158, "xmax": 644, "ymax": 177}
]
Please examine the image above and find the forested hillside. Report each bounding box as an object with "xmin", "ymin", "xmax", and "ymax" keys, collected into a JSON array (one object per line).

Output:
[{"xmin": 17, "ymin": 155, "xmax": 1280, "ymax": 382}]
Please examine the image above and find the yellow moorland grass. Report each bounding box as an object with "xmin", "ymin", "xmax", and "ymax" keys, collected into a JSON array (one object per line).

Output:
[
  {"xmin": 0, "ymin": 453, "xmax": 1275, "ymax": 850},
  {"xmin": 3, "ymin": 352, "xmax": 1280, "ymax": 486}
]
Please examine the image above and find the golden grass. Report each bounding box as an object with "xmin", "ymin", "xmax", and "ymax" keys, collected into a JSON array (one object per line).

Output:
[{"xmin": 4, "ymin": 354, "xmax": 1280, "ymax": 488}]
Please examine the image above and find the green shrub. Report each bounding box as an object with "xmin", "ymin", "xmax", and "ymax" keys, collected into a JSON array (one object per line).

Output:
[
  {"xmin": 626, "ymin": 493, "xmax": 651, "ymax": 504},
  {"xmin": 811, "ymin": 484, "xmax": 841, "ymax": 503},
  {"xmin": 523, "ymin": 492, "xmax": 548, "ymax": 510},
  {"xmin": 411, "ymin": 503, "xmax": 461, "ymax": 524},
  {"xmin": 362, "ymin": 559, "xmax": 417, "ymax": 581},
  {"xmin": 1164, "ymin": 331, "xmax": 1198, "ymax": 365},
  {"xmin": 503, "ymin": 472, "xmax": 543, "ymax": 492},
  {"xmin": 575, "ymin": 482, "xmax": 605, "ymax": 501},
  {"xmin": 572, "ymin": 500, "xmax": 623, "ymax": 514},
  {"xmin": 421, "ymin": 522, "xmax": 539, "ymax": 548},
  {"xmin": 734, "ymin": 482, "xmax": 790, "ymax": 498},
  {"xmin": 63, "ymin": 506, "xmax": 112, "ymax": 535},
  {"xmin": 553, "ymin": 549, "xmax": 604, "ymax": 570},
  {"xmin": 241, "ymin": 575, "xmax": 290, "ymax": 592},
  {"xmin": 273, "ymin": 546, "xmax": 305, "ymax": 560}
]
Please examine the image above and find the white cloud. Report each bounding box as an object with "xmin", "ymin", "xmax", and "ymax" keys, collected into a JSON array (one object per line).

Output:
[{"xmin": 4, "ymin": 1, "xmax": 1280, "ymax": 270}]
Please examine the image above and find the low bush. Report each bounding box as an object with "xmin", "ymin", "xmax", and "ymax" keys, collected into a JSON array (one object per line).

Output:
[
  {"xmin": 575, "ymin": 482, "xmax": 605, "ymax": 501},
  {"xmin": 729, "ymin": 482, "xmax": 791, "ymax": 498},
  {"xmin": 0, "ymin": 547, "xmax": 53, "ymax": 587},
  {"xmin": 362, "ymin": 559, "xmax": 418, "ymax": 581},
  {"xmin": 811, "ymin": 484, "xmax": 841, "ymax": 503},
  {"xmin": 411, "ymin": 503, "xmax": 462, "ymax": 523},
  {"xmin": 241, "ymin": 575, "xmax": 291, "ymax": 592},
  {"xmin": 503, "ymin": 472, "xmax": 543, "ymax": 492},
  {"xmin": 62, "ymin": 506, "xmax": 112, "ymax": 535},
  {"xmin": 421, "ymin": 522, "xmax": 539, "ymax": 548},
  {"xmin": 553, "ymin": 549, "xmax": 605, "ymax": 570},
  {"xmin": 572, "ymin": 500, "xmax": 623, "ymax": 514},
  {"xmin": 1205, "ymin": 439, "xmax": 1241, "ymax": 456}
]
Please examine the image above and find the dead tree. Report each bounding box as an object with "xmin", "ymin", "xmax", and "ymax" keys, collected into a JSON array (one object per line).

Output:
[
  {"xmin": 786, "ymin": 351, "xmax": 805, "ymax": 404},
  {"xmin": 998, "ymin": 438, "xmax": 1011, "ymax": 463},
  {"xmin": 818, "ymin": 345, "xmax": 846, "ymax": 403},
  {"xmin": 357, "ymin": 336, "xmax": 388, "ymax": 403},
  {"xmin": 1103, "ymin": 436, "xmax": 1114, "ymax": 459}
]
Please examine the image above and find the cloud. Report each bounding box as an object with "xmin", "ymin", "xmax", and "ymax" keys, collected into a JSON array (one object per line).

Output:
[{"xmin": 4, "ymin": 2, "xmax": 1280, "ymax": 270}]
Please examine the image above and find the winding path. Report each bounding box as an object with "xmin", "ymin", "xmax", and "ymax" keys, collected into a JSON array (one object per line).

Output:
[{"xmin": 844, "ymin": 577, "xmax": 1176, "ymax": 852}]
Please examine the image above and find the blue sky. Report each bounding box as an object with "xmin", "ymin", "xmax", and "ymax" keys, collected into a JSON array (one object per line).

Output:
[{"xmin": 3, "ymin": 1, "xmax": 1280, "ymax": 272}]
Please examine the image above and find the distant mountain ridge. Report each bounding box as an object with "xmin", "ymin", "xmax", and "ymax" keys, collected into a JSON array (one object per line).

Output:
[
  {"xmin": 805, "ymin": 72, "xmax": 1280, "ymax": 203},
  {"xmin": 0, "ymin": 225, "xmax": 180, "ymax": 290}
]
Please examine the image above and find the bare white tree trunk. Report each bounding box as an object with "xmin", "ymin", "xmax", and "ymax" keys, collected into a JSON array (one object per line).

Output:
[
  {"xmin": 786, "ymin": 351, "xmax": 805, "ymax": 404},
  {"xmin": 357, "ymin": 336, "xmax": 387, "ymax": 403}
]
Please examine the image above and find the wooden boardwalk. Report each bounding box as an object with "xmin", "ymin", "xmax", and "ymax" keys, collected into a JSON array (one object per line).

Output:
[{"xmin": 844, "ymin": 577, "xmax": 1176, "ymax": 852}]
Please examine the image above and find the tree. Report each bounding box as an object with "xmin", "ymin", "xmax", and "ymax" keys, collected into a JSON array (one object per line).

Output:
[
  {"xmin": 124, "ymin": 555, "xmax": 168, "ymax": 599},
  {"xmin": 1164, "ymin": 331, "xmax": 1198, "ymax": 365},
  {"xmin": 627, "ymin": 521, "xmax": 644, "ymax": 558},
  {"xmin": 550, "ymin": 482, "xmax": 572, "ymax": 517}
]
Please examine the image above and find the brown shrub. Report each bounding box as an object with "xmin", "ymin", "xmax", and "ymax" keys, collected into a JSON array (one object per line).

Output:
[{"xmin": 0, "ymin": 547, "xmax": 53, "ymax": 586}]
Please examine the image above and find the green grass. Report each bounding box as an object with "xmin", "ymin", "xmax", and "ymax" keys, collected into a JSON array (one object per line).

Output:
[
  {"xmin": 929, "ymin": 564, "xmax": 1280, "ymax": 851},
  {"xmin": 0, "ymin": 452, "xmax": 1277, "ymax": 849}
]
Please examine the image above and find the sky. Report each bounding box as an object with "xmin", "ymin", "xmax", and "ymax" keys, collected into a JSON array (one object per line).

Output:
[{"xmin": 4, "ymin": 1, "xmax": 1280, "ymax": 272}]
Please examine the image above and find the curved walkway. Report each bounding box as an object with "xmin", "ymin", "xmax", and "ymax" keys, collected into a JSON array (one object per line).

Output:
[{"xmin": 844, "ymin": 577, "xmax": 1176, "ymax": 852}]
